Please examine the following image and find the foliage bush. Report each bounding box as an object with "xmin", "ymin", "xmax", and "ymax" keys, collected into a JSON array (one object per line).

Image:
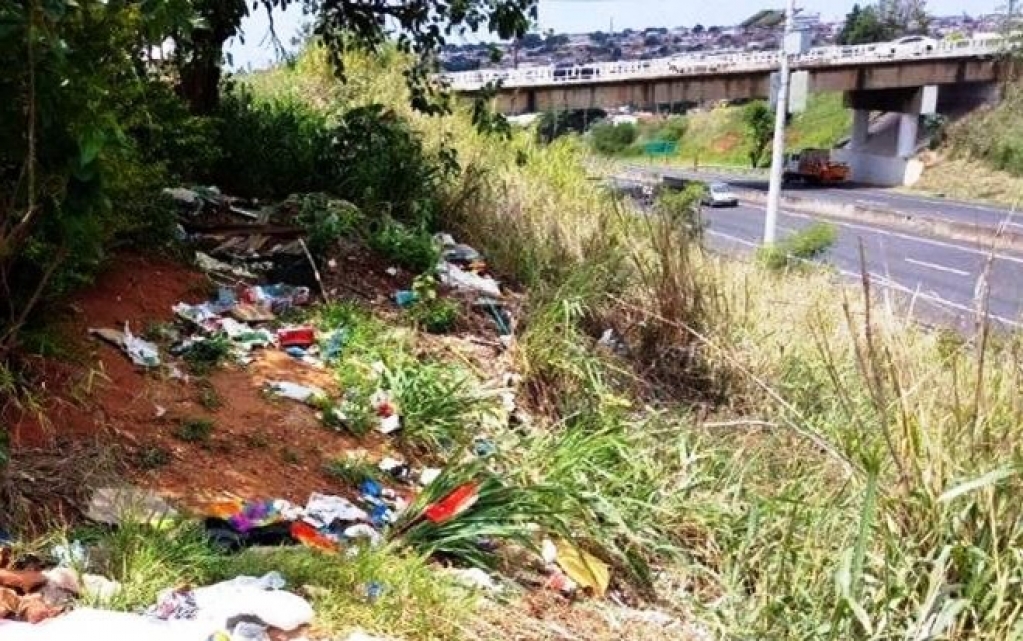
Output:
[
  {"xmin": 368, "ymin": 218, "xmax": 439, "ymax": 273},
  {"xmin": 589, "ymin": 121, "xmax": 639, "ymax": 155},
  {"xmin": 946, "ymin": 84, "xmax": 1023, "ymax": 176},
  {"xmin": 410, "ymin": 298, "xmax": 460, "ymax": 334},
  {"xmin": 653, "ymin": 115, "xmax": 688, "ymax": 142},
  {"xmin": 758, "ymin": 222, "xmax": 838, "ymax": 270}
]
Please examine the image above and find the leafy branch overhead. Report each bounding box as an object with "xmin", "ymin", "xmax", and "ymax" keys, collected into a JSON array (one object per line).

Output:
[{"xmin": 178, "ymin": 0, "xmax": 539, "ymax": 114}]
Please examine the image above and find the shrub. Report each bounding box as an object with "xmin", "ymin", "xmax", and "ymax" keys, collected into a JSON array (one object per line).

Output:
[
  {"xmin": 174, "ymin": 418, "xmax": 214, "ymax": 443},
  {"xmin": 294, "ymin": 193, "xmax": 365, "ymax": 256},
  {"xmin": 758, "ymin": 222, "xmax": 837, "ymax": 271},
  {"xmin": 590, "ymin": 121, "xmax": 639, "ymax": 155},
  {"xmin": 368, "ymin": 218, "xmax": 439, "ymax": 274},
  {"xmin": 410, "ymin": 298, "xmax": 460, "ymax": 334},
  {"xmin": 654, "ymin": 115, "xmax": 688, "ymax": 143}
]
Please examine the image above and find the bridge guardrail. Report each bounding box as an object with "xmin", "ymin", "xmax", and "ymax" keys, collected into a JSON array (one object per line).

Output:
[{"xmin": 442, "ymin": 37, "xmax": 1011, "ymax": 91}]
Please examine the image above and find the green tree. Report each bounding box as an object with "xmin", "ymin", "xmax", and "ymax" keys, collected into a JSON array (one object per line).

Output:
[
  {"xmin": 838, "ymin": 4, "xmax": 891, "ymax": 44},
  {"xmin": 743, "ymin": 101, "xmax": 774, "ymax": 168},
  {"xmin": 878, "ymin": 0, "xmax": 930, "ymax": 35}
]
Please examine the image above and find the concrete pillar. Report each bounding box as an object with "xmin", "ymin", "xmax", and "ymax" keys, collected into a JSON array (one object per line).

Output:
[
  {"xmin": 897, "ymin": 113, "xmax": 919, "ymax": 158},
  {"xmin": 851, "ymin": 109, "xmax": 870, "ymax": 151}
]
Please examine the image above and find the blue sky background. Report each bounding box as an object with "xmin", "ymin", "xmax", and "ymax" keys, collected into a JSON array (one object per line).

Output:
[{"xmin": 227, "ymin": 0, "xmax": 997, "ymax": 69}]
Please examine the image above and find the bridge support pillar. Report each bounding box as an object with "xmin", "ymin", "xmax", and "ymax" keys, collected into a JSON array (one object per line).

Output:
[
  {"xmin": 850, "ymin": 109, "xmax": 870, "ymax": 151},
  {"xmin": 897, "ymin": 112, "xmax": 920, "ymax": 158}
]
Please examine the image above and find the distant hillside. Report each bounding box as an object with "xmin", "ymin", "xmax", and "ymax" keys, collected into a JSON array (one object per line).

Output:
[{"xmin": 668, "ymin": 93, "xmax": 850, "ymax": 167}]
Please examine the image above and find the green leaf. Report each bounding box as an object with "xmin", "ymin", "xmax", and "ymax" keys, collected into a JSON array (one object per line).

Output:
[{"xmin": 938, "ymin": 466, "xmax": 1019, "ymax": 504}]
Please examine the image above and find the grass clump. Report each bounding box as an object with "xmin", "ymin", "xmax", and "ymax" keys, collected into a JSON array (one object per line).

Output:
[
  {"xmin": 384, "ymin": 360, "xmax": 497, "ymax": 455},
  {"xmin": 409, "ymin": 298, "xmax": 460, "ymax": 334},
  {"xmin": 182, "ymin": 335, "xmax": 233, "ymax": 375},
  {"xmin": 173, "ymin": 417, "xmax": 215, "ymax": 443},
  {"xmin": 368, "ymin": 218, "xmax": 439, "ymax": 274},
  {"xmin": 757, "ymin": 222, "xmax": 837, "ymax": 271},
  {"xmin": 325, "ymin": 455, "xmax": 383, "ymax": 487}
]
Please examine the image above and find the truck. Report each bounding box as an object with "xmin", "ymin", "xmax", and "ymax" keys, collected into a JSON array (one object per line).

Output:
[{"xmin": 782, "ymin": 149, "xmax": 850, "ymax": 185}]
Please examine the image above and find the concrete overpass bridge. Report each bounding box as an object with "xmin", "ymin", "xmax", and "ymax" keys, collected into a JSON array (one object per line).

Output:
[{"xmin": 444, "ymin": 37, "xmax": 1014, "ymax": 186}]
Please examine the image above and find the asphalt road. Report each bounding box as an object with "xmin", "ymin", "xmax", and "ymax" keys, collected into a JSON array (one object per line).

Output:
[
  {"xmin": 700, "ymin": 202, "xmax": 1023, "ymax": 328},
  {"xmin": 638, "ymin": 165, "xmax": 1023, "ymax": 232}
]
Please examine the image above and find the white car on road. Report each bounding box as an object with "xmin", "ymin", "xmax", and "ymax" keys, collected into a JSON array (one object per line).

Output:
[{"xmin": 702, "ymin": 182, "xmax": 739, "ymax": 208}]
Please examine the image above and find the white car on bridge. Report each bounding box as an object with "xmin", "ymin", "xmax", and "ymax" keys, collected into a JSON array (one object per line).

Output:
[{"xmin": 886, "ymin": 35, "xmax": 938, "ymax": 57}]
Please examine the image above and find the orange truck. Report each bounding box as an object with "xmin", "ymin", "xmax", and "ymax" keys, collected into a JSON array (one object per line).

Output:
[{"xmin": 782, "ymin": 149, "xmax": 850, "ymax": 185}]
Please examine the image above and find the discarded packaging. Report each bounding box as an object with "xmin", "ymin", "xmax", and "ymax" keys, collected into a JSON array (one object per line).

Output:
[
  {"xmin": 266, "ymin": 381, "xmax": 326, "ymax": 405},
  {"xmin": 419, "ymin": 468, "xmax": 442, "ymax": 486},
  {"xmin": 551, "ymin": 539, "xmax": 611, "ymax": 597},
  {"xmin": 438, "ymin": 263, "xmax": 501, "ymax": 298},
  {"xmin": 424, "ymin": 482, "xmax": 479, "ymax": 524},
  {"xmin": 447, "ymin": 567, "xmax": 501, "ymax": 592},
  {"xmin": 86, "ymin": 487, "xmax": 177, "ymax": 526},
  {"xmin": 393, "ymin": 290, "xmax": 418, "ymax": 307},
  {"xmin": 277, "ymin": 327, "xmax": 315, "ymax": 348},
  {"xmin": 303, "ymin": 493, "xmax": 368, "ymax": 528}
]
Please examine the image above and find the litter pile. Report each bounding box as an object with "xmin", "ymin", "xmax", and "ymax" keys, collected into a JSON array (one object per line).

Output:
[{"xmin": 0, "ymin": 570, "xmax": 313, "ymax": 641}]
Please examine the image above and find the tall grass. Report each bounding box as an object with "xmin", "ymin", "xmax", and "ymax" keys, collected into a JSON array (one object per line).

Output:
[{"xmin": 247, "ymin": 47, "xmax": 1023, "ymax": 639}]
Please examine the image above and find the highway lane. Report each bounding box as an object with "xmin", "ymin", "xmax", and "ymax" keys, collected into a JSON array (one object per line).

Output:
[
  {"xmin": 700, "ymin": 202, "xmax": 1023, "ymax": 328},
  {"xmin": 635, "ymin": 165, "xmax": 1021, "ymax": 232}
]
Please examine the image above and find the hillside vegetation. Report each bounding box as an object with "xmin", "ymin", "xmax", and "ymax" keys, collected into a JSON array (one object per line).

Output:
[
  {"xmin": 234, "ymin": 49, "xmax": 1023, "ymax": 639},
  {"xmin": 3, "ymin": 40, "xmax": 1023, "ymax": 640},
  {"xmin": 590, "ymin": 92, "xmax": 851, "ymax": 167},
  {"xmin": 915, "ymin": 83, "xmax": 1023, "ymax": 206}
]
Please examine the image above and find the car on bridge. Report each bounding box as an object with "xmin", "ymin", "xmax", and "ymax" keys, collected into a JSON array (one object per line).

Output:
[{"xmin": 886, "ymin": 35, "xmax": 938, "ymax": 57}]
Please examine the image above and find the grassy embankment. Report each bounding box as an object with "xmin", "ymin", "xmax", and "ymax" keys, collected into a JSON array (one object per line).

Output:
[
  {"xmin": 914, "ymin": 83, "xmax": 1023, "ymax": 207},
  {"xmin": 46, "ymin": 49, "xmax": 1023, "ymax": 640},
  {"xmin": 617, "ymin": 91, "xmax": 850, "ymax": 169}
]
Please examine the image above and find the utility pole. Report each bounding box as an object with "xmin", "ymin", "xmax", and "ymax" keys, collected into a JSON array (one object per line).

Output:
[{"xmin": 763, "ymin": 0, "xmax": 797, "ymax": 245}]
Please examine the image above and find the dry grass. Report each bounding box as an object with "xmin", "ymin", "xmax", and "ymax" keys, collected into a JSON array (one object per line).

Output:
[{"xmin": 913, "ymin": 155, "xmax": 1023, "ymax": 208}]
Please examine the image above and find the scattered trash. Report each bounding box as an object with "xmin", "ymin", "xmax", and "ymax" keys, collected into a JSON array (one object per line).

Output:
[
  {"xmin": 321, "ymin": 329, "xmax": 347, "ymax": 364},
  {"xmin": 385, "ymin": 267, "xmax": 398, "ymax": 277},
  {"xmin": 241, "ymin": 284, "xmax": 310, "ymax": 315},
  {"xmin": 424, "ymin": 482, "xmax": 479, "ymax": 525},
  {"xmin": 342, "ymin": 524, "xmax": 381, "ymax": 547},
  {"xmin": 50, "ymin": 542, "xmax": 87, "ymax": 569},
  {"xmin": 393, "ymin": 290, "xmax": 418, "ymax": 307},
  {"xmin": 437, "ymin": 263, "xmax": 502, "ymax": 299},
  {"xmin": 377, "ymin": 415, "xmax": 400, "ymax": 434},
  {"xmin": 597, "ymin": 328, "xmax": 628, "ymax": 354},
  {"xmin": 378, "ymin": 457, "xmax": 410, "ymax": 481},
  {"xmin": 419, "ymin": 468, "xmax": 442, "ymax": 486},
  {"xmin": 155, "ymin": 404, "xmax": 167, "ymax": 418},
  {"xmin": 196, "ymin": 252, "xmax": 257, "ymax": 280},
  {"xmin": 276, "ymin": 327, "xmax": 315, "ymax": 348},
  {"xmin": 472, "ymin": 438, "xmax": 497, "ymax": 458},
  {"xmin": 363, "ymin": 581, "xmax": 385, "ymax": 603},
  {"xmin": 550, "ymin": 539, "xmax": 611, "ymax": 597},
  {"xmin": 446, "ymin": 567, "xmax": 501, "ymax": 593},
  {"xmin": 303, "ymin": 493, "xmax": 368, "ymax": 529},
  {"xmin": 372, "ymin": 390, "xmax": 401, "ymax": 434},
  {"xmin": 81, "ymin": 574, "xmax": 121, "ymax": 603},
  {"xmin": 86, "ymin": 487, "xmax": 177, "ymax": 527},
  {"xmin": 88, "ymin": 323, "xmax": 160, "ymax": 368},
  {"xmin": 266, "ymin": 381, "xmax": 326, "ymax": 406}
]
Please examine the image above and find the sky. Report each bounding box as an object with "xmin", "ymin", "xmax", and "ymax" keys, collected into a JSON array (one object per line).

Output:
[{"xmin": 227, "ymin": 0, "xmax": 1000, "ymax": 69}]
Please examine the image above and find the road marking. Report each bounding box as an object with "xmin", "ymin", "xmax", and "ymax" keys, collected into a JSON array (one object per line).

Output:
[
  {"xmin": 776, "ymin": 207, "xmax": 1023, "ymax": 266},
  {"xmin": 904, "ymin": 257, "xmax": 970, "ymax": 277},
  {"xmin": 704, "ymin": 229, "xmax": 1022, "ymax": 328}
]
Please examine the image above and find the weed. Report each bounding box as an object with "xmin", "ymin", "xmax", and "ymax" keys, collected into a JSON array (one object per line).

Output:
[
  {"xmin": 294, "ymin": 193, "xmax": 366, "ymax": 255},
  {"xmin": 391, "ymin": 460, "xmax": 578, "ymax": 569},
  {"xmin": 325, "ymin": 456, "xmax": 382, "ymax": 487},
  {"xmin": 758, "ymin": 222, "xmax": 837, "ymax": 271},
  {"xmin": 173, "ymin": 417, "xmax": 214, "ymax": 443},
  {"xmin": 383, "ymin": 360, "xmax": 497, "ymax": 455},
  {"xmin": 137, "ymin": 445, "xmax": 171, "ymax": 470},
  {"xmin": 368, "ymin": 218, "xmax": 439, "ymax": 274},
  {"xmin": 182, "ymin": 335, "xmax": 232, "ymax": 375},
  {"xmin": 243, "ymin": 431, "xmax": 271, "ymax": 449},
  {"xmin": 409, "ymin": 298, "xmax": 460, "ymax": 334},
  {"xmin": 281, "ymin": 447, "xmax": 301, "ymax": 465},
  {"xmin": 196, "ymin": 379, "xmax": 223, "ymax": 411}
]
